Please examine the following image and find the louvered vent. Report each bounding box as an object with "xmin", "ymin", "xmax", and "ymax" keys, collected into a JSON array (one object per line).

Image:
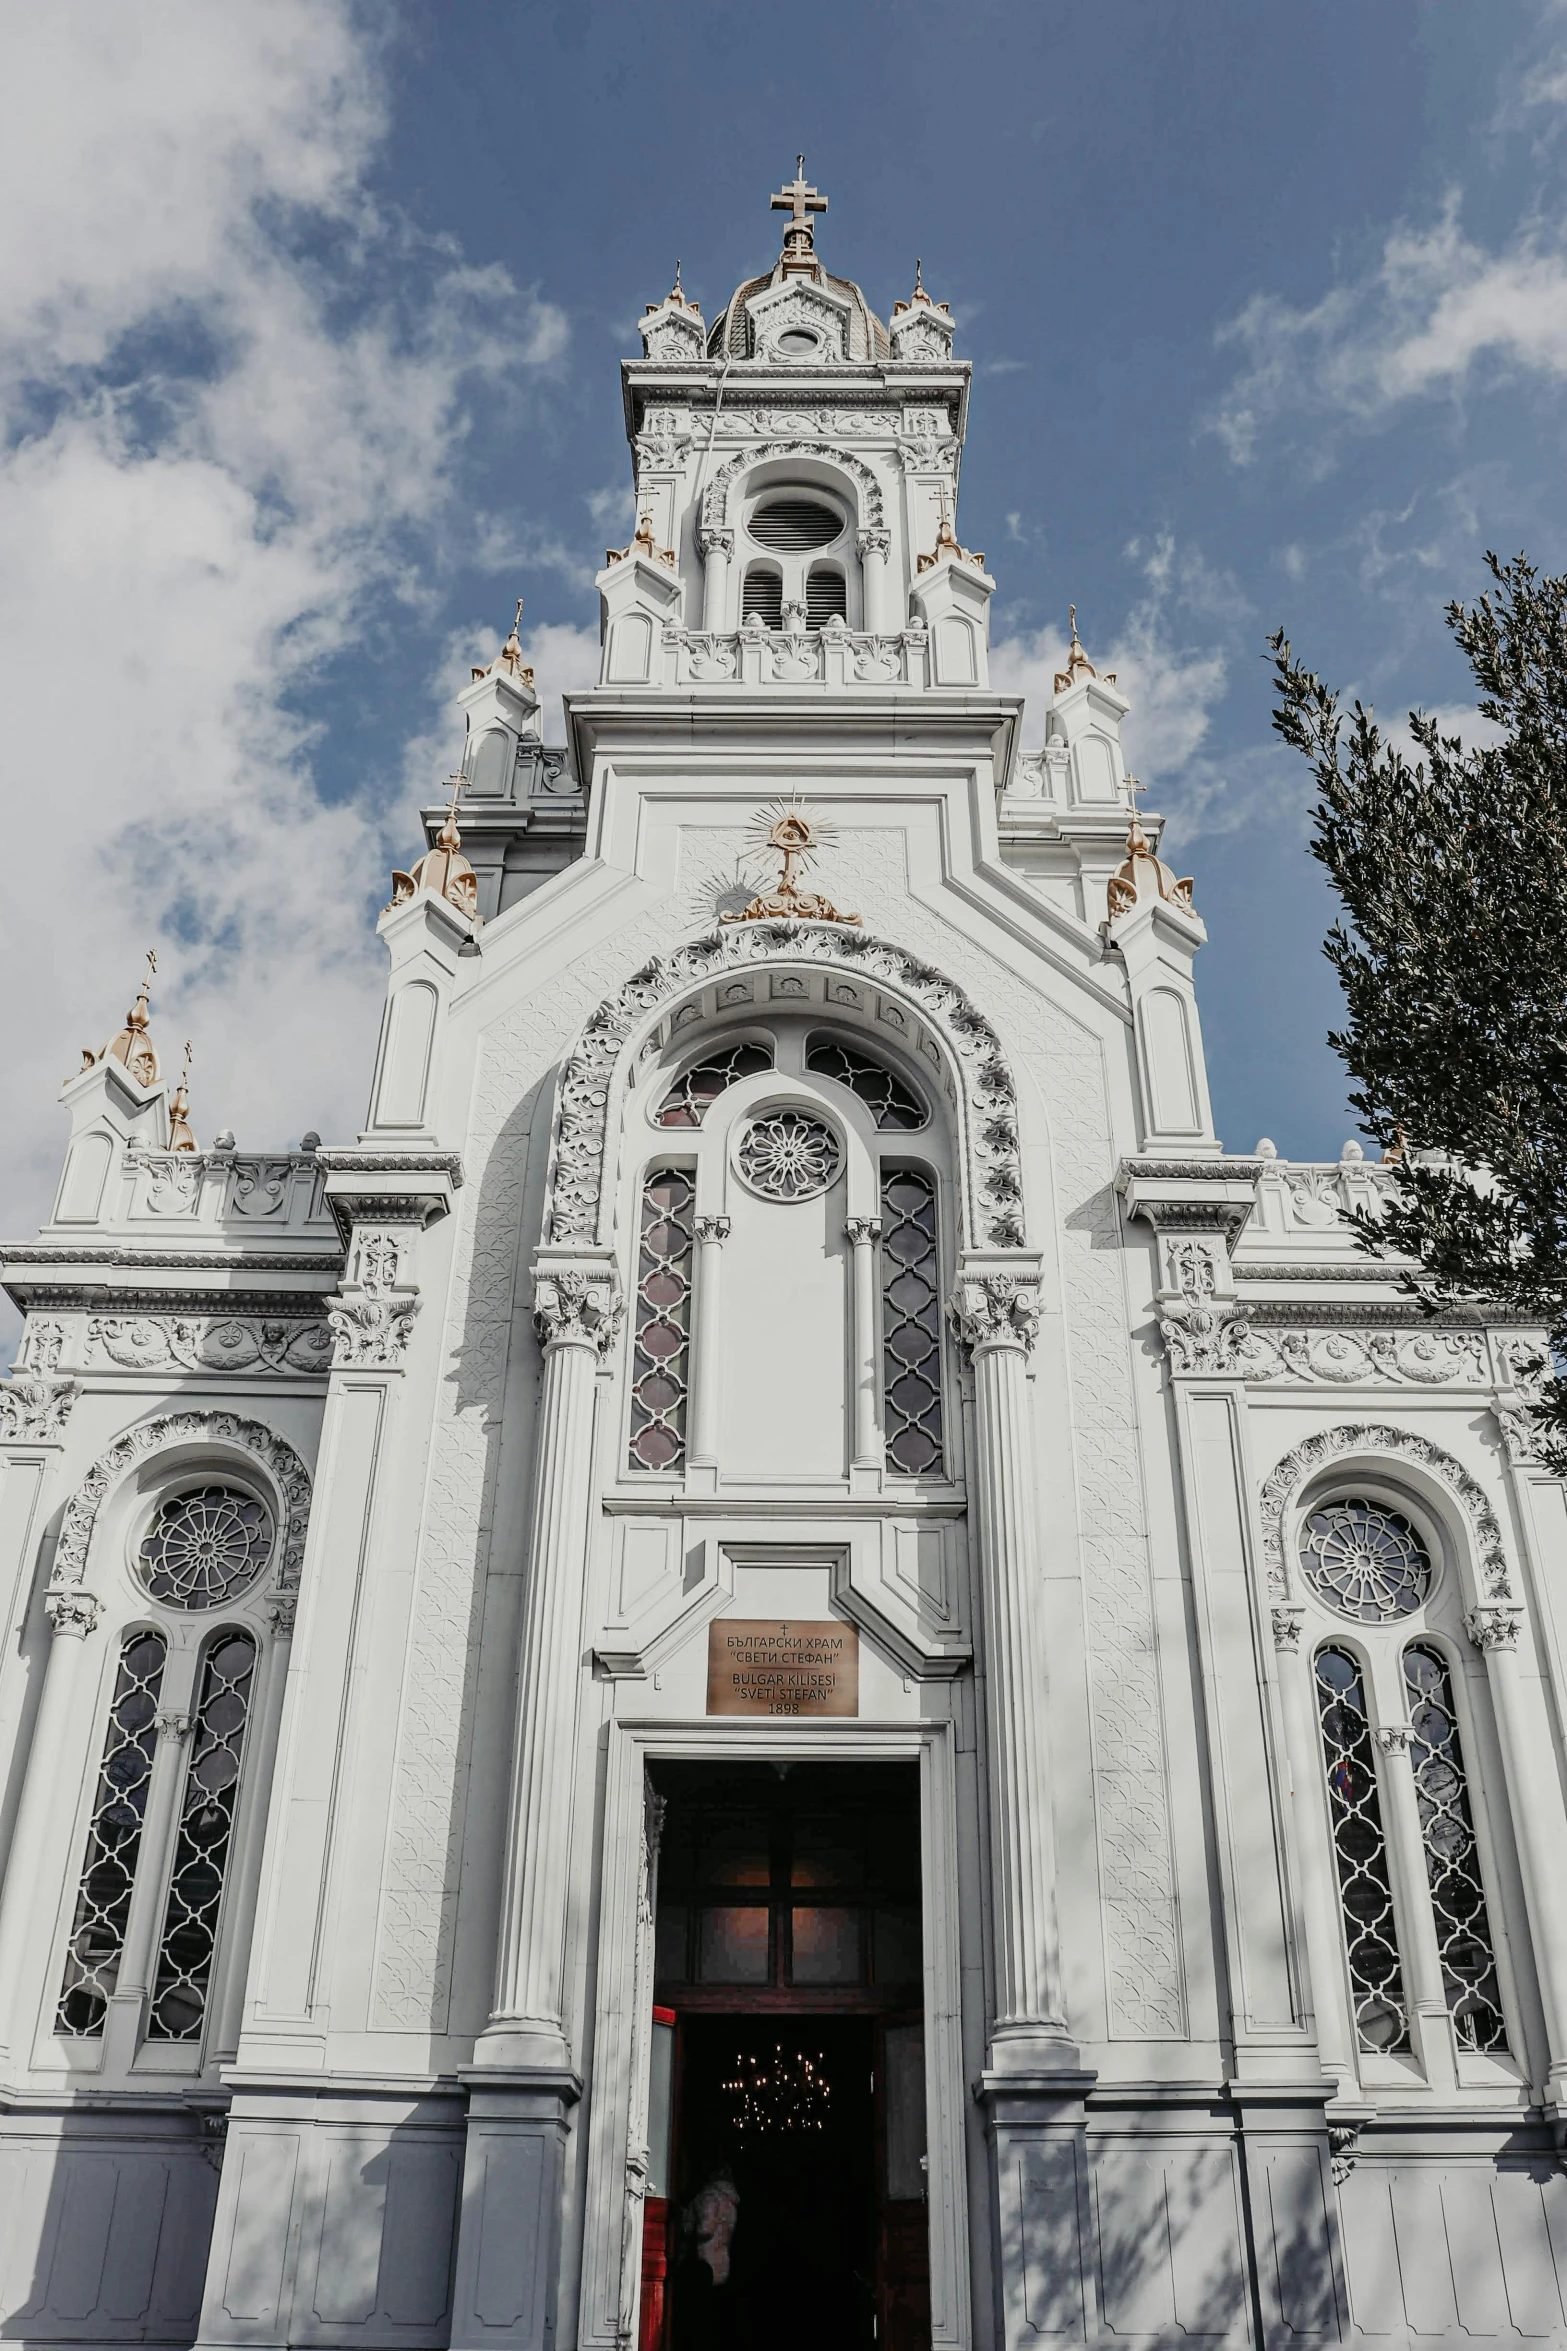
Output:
[
  {"xmin": 741, "ymin": 567, "xmax": 784, "ymax": 629},
  {"xmin": 806, "ymin": 568, "xmax": 846, "ymax": 629},
  {"xmin": 749, "ymin": 497, "xmax": 842, "ymax": 551}
]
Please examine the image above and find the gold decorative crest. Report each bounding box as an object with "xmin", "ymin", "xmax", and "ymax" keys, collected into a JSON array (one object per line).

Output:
[{"xmin": 720, "ymin": 800, "xmax": 862, "ymax": 926}]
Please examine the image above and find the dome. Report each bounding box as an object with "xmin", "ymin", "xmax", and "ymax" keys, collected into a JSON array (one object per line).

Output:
[{"xmin": 706, "ymin": 259, "xmax": 891, "ymax": 363}]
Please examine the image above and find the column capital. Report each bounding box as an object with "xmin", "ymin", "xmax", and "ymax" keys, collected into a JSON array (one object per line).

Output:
[
  {"xmin": 532, "ymin": 1256, "xmax": 623, "ymax": 1356},
  {"xmin": 948, "ymin": 1267, "xmax": 1041, "ymax": 1357},
  {"xmin": 844, "ymin": 1217, "xmax": 882, "ymax": 1246},
  {"xmin": 1466, "ymin": 1603, "xmax": 1524, "ymax": 1651},
  {"xmin": 1270, "ymin": 1603, "xmax": 1305, "ymax": 1652},
  {"xmin": 45, "ymin": 1586, "xmax": 100, "ymax": 1639},
  {"xmin": 1373, "ymin": 1721, "xmax": 1413, "ymax": 1755},
  {"xmin": 694, "ymin": 1215, "xmax": 732, "ymax": 1246},
  {"xmin": 155, "ymin": 1708, "xmax": 196, "ymax": 1744}
]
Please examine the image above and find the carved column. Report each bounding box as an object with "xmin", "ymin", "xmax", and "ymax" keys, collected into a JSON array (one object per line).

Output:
[
  {"xmin": 949, "ymin": 1263, "xmax": 1073, "ymax": 2067},
  {"xmin": 1371, "ymin": 1719, "xmax": 1458, "ymax": 2088},
  {"xmin": 688, "ymin": 1217, "xmax": 730, "ymax": 1470},
  {"xmin": 700, "ymin": 528, "xmax": 733, "ymax": 631},
  {"xmin": 1466, "ymin": 1604, "xmax": 1567, "ymax": 2104},
  {"xmin": 857, "ymin": 528, "xmax": 891, "ymax": 634},
  {"xmin": 0, "ymin": 1586, "xmax": 100, "ymax": 2064},
  {"xmin": 1271, "ymin": 1609, "xmax": 1354, "ymax": 2091},
  {"xmin": 482, "ymin": 1257, "xmax": 621, "ymax": 2067},
  {"xmin": 845, "ymin": 1217, "xmax": 882, "ymax": 1471}
]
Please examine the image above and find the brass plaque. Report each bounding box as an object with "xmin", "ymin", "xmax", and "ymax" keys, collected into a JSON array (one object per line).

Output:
[{"xmin": 706, "ymin": 1619, "xmax": 860, "ymax": 1719}]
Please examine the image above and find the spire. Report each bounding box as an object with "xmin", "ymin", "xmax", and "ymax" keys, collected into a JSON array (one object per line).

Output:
[
  {"xmin": 472, "ymin": 598, "xmax": 533, "ymax": 688},
  {"xmin": 81, "ymin": 949, "xmax": 161, "ymax": 1088},
  {"xmin": 1053, "ymin": 605, "xmax": 1116, "ymax": 695},
  {"xmin": 916, "ymin": 490, "xmax": 985, "ymax": 575},
  {"xmin": 770, "ymin": 155, "xmax": 827, "ymax": 276},
  {"xmin": 1106, "ymin": 782, "xmax": 1196, "ymax": 924},
  {"xmin": 167, "ymin": 1040, "xmax": 197, "ymax": 1152},
  {"xmin": 892, "ymin": 255, "xmax": 953, "ymax": 321},
  {"xmin": 387, "ymin": 772, "xmax": 482, "ymax": 926},
  {"xmin": 606, "ymin": 512, "xmax": 676, "ymax": 571}
]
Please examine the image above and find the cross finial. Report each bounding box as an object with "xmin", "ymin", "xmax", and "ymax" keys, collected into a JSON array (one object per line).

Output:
[
  {"xmin": 771, "ymin": 157, "xmax": 827, "ymax": 262},
  {"xmin": 439, "ymin": 769, "xmax": 469, "ymax": 850},
  {"xmin": 914, "ymin": 255, "xmax": 924, "ymax": 296}
]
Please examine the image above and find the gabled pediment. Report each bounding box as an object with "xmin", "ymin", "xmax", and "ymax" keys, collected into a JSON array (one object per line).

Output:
[{"xmin": 745, "ymin": 277, "xmax": 855, "ymax": 364}]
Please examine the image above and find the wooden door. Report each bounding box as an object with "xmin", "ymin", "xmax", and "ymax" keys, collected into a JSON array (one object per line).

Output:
[{"xmin": 875, "ymin": 2018, "xmax": 930, "ymax": 2351}]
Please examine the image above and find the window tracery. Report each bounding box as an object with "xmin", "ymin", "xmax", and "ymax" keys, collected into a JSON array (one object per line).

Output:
[
  {"xmin": 881, "ymin": 1169, "xmax": 944, "ymax": 1476},
  {"xmin": 1315, "ymin": 1644, "xmax": 1410, "ymax": 2054},
  {"xmin": 629, "ymin": 1169, "xmax": 695, "ymax": 1472},
  {"xmin": 805, "ymin": 1033, "xmax": 927, "ymax": 1130},
  {"xmin": 736, "ymin": 1111, "xmax": 842, "ymax": 1201},
  {"xmin": 656, "ymin": 1041, "xmax": 773, "ymax": 1128},
  {"xmin": 1300, "ymin": 1499, "xmax": 1431, "ymax": 1623},
  {"xmin": 57, "ymin": 1630, "xmax": 167, "ymax": 2035},
  {"xmin": 137, "ymin": 1484, "xmax": 273, "ymax": 1609},
  {"xmin": 148, "ymin": 1631, "xmax": 257, "ymax": 2040},
  {"xmin": 1403, "ymin": 1643, "xmax": 1507, "ymax": 2052}
]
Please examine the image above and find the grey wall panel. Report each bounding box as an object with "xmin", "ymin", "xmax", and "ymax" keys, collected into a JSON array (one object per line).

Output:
[
  {"xmin": 1090, "ymin": 2146, "xmax": 1250, "ymax": 2345},
  {"xmin": 998, "ymin": 2138, "xmax": 1088, "ymax": 2344},
  {"xmin": 1253, "ymin": 2143, "xmax": 1341, "ymax": 2344},
  {"xmin": 216, "ymin": 2131, "xmax": 300, "ymax": 2333},
  {"xmin": 1337, "ymin": 2160, "xmax": 1567, "ymax": 2345},
  {"xmin": 0, "ymin": 2131, "xmax": 216, "ymax": 2344}
]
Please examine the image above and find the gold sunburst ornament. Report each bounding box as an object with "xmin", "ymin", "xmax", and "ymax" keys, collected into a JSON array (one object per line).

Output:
[{"xmin": 720, "ymin": 799, "xmax": 862, "ymax": 926}]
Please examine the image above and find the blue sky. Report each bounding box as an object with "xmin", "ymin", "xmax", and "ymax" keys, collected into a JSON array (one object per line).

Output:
[{"xmin": 3, "ymin": 1, "xmax": 1566, "ymax": 1244}]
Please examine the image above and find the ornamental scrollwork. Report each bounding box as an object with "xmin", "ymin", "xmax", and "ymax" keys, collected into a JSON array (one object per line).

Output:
[
  {"xmin": 698, "ymin": 441, "xmax": 884, "ymax": 553},
  {"xmin": 1258, "ymin": 1423, "xmax": 1511, "ymax": 1606},
  {"xmin": 533, "ymin": 1268, "xmax": 623, "ymax": 1355},
  {"xmin": 947, "ymin": 1274, "xmax": 1040, "ymax": 1357},
  {"xmin": 544, "ymin": 924, "xmax": 1026, "ymax": 1253},
  {"xmin": 1156, "ymin": 1242, "xmax": 1252, "ymax": 1375},
  {"xmin": 1464, "ymin": 1605, "xmax": 1522, "ymax": 1652},
  {"xmin": 328, "ymin": 1291, "xmax": 419, "ymax": 1368},
  {"xmin": 0, "ymin": 1374, "xmax": 78, "ymax": 1441},
  {"xmin": 49, "ymin": 1412, "xmax": 313, "ymax": 1611}
]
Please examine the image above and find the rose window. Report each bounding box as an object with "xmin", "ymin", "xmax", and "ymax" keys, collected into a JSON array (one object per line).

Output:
[
  {"xmin": 1299, "ymin": 1500, "xmax": 1430, "ymax": 1623},
  {"xmin": 137, "ymin": 1485, "xmax": 274, "ymax": 1609},
  {"xmin": 736, "ymin": 1112, "xmax": 842, "ymax": 1201}
]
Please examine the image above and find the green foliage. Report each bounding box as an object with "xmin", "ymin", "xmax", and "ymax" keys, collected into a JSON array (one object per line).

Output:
[{"xmin": 1269, "ymin": 554, "xmax": 1567, "ymax": 1459}]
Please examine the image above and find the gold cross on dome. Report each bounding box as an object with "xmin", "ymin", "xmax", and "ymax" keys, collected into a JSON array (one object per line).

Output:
[{"xmin": 771, "ymin": 156, "xmax": 827, "ymax": 235}]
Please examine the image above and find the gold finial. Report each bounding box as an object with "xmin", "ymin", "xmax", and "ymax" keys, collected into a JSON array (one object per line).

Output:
[
  {"xmin": 720, "ymin": 798, "xmax": 862, "ymax": 927},
  {"xmin": 1106, "ymin": 783, "xmax": 1196, "ymax": 925},
  {"xmin": 771, "ymin": 156, "xmax": 827, "ymax": 273},
  {"xmin": 167, "ymin": 1040, "xmax": 197, "ymax": 1153},
  {"xmin": 1053, "ymin": 605, "xmax": 1116, "ymax": 695},
  {"xmin": 916, "ymin": 489, "xmax": 986, "ymax": 574},
  {"xmin": 81, "ymin": 949, "xmax": 162, "ymax": 1088},
  {"xmin": 914, "ymin": 255, "xmax": 924, "ymax": 296},
  {"xmin": 892, "ymin": 255, "xmax": 951, "ymax": 319},
  {"xmin": 386, "ymin": 772, "xmax": 483, "ymax": 927},
  {"xmin": 606, "ymin": 511, "xmax": 677, "ymax": 571},
  {"xmin": 473, "ymin": 598, "xmax": 534, "ymax": 687}
]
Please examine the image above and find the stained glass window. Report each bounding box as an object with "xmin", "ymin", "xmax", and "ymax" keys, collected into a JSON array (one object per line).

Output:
[
  {"xmin": 1300, "ymin": 1500, "xmax": 1431, "ymax": 1623},
  {"xmin": 805, "ymin": 1033, "xmax": 927, "ymax": 1130},
  {"xmin": 881, "ymin": 1168, "xmax": 944, "ymax": 1476},
  {"xmin": 628, "ymin": 1168, "xmax": 694, "ymax": 1472},
  {"xmin": 1404, "ymin": 1644, "xmax": 1508, "ymax": 2053},
  {"xmin": 1315, "ymin": 1645, "xmax": 1411, "ymax": 2053},
  {"xmin": 57, "ymin": 1630, "xmax": 167, "ymax": 2035},
  {"xmin": 138, "ymin": 1485, "xmax": 273, "ymax": 1609},
  {"xmin": 148, "ymin": 1632, "xmax": 257, "ymax": 2041},
  {"xmin": 656, "ymin": 1041, "xmax": 772, "ymax": 1128}
]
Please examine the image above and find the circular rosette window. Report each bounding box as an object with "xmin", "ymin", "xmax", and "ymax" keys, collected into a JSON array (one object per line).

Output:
[
  {"xmin": 1299, "ymin": 1499, "xmax": 1432, "ymax": 1623},
  {"xmin": 137, "ymin": 1484, "xmax": 274, "ymax": 1609},
  {"xmin": 735, "ymin": 1110, "xmax": 843, "ymax": 1202}
]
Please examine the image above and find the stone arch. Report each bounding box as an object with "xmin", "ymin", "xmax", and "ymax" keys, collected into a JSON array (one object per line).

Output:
[
  {"xmin": 698, "ymin": 442, "xmax": 884, "ymax": 551},
  {"xmin": 1258, "ymin": 1421, "xmax": 1510, "ymax": 1606},
  {"xmin": 542, "ymin": 923, "xmax": 1025, "ymax": 1252},
  {"xmin": 48, "ymin": 1409, "xmax": 314, "ymax": 1610}
]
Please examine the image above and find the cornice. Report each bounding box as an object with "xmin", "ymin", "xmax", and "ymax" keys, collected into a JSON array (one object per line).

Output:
[{"xmin": 2, "ymin": 1247, "xmax": 341, "ymax": 1272}]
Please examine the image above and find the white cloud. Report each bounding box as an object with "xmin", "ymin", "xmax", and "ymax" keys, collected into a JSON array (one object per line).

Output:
[
  {"xmin": 0, "ymin": 1, "xmax": 569, "ymax": 1255},
  {"xmin": 1211, "ymin": 191, "xmax": 1567, "ymax": 463}
]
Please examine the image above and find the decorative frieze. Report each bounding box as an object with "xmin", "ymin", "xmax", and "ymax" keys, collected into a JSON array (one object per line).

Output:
[{"xmin": 84, "ymin": 1314, "xmax": 333, "ymax": 1377}]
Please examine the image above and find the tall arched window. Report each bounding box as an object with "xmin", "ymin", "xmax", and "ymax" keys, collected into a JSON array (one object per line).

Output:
[
  {"xmin": 629, "ymin": 1169, "xmax": 696, "ymax": 1472},
  {"xmin": 57, "ymin": 1629, "xmax": 168, "ymax": 2034},
  {"xmin": 55, "ymin": 1470, "xmax": 280, "ymax": 2061},
  {"xmin": 1314, "ymin": 1644, "xmax": 1410, "ymax": 2054},
  {"xmin": 740, "ymin": 565, "xmax": 783, "ymax": 630},
  {"xmin": 1403, "ymin": 1643, "xmax": 1506, "ymax": 2052}
]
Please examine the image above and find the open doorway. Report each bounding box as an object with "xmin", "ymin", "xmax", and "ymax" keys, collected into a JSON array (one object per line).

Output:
[{"xmin": 640, "ymin": 1761, "xmax": 930, "ymax": 2351}]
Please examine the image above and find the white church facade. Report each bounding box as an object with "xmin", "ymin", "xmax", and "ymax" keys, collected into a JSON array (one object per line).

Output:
[{"xmin": 5, "ymin": 172, "xmax": 1567, "ymax": 2351}]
